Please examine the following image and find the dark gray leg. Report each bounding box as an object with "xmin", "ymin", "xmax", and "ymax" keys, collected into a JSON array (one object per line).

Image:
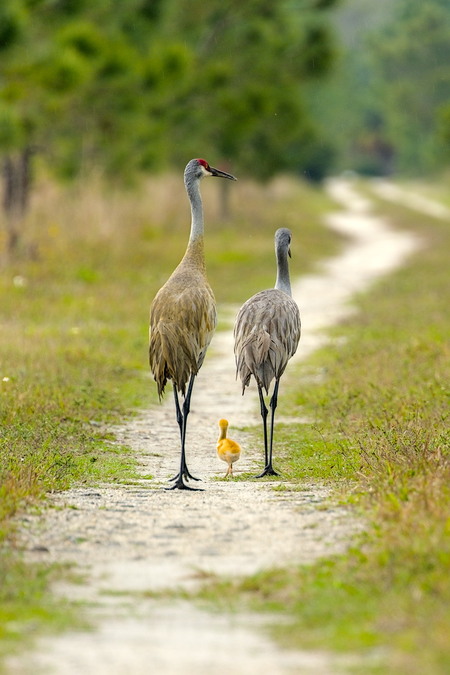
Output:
[
  {"xmin": 255, "ymin": 385, "xmax": 269, "ymax": 477},
  {"xmin": 255, "ymin": 380, "xmax": 280, "ymax": 478},
  {"xmin": 167, "ymin": 376, "xmax": 202, "ymax": 490}
]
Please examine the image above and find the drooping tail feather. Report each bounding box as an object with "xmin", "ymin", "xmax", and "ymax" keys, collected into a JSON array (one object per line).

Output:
[
  {"xmin": 236, "ymin": 328, "xmax": 275, "ymax": 394},
  {"xmin": 149, "ymin": 321, "xmax": 199, "ymax": 398}
]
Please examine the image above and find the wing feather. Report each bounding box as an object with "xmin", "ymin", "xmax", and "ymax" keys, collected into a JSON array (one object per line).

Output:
[
  {"xmin": 234, "ymin": 289, "xmax": 301, "ymax": 393},
  {"xmin": 149, "ymin": 271, "xmax": 216, "ymax": 397}
]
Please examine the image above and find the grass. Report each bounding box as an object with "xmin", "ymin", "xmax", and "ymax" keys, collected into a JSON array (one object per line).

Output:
[
  {"xmin": 2, "ymin": 171, "xmax": 448, "ymax": 672},
  {"xmin": 0, "ymin": 170, "xmax": 339, "ymax": 659},
  {"xmin": 185, "ymin": 184, "xmax": 450, "ymax": 674},
  {"xmin": 0, "ymin": 556, "xmax": 84, "ymax": 667},
  {"xmin": 0, "ymin": 172, "xmax": 337, "ymax": 526}
]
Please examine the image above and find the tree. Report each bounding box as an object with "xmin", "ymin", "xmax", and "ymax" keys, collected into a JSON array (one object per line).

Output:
[
  {"xmin": 370, "ymin": 0, "xmax": 450, "ymax": 173},
  {"xmin": 157, "ymin": 0, "xmax": 338, "ymax": 179},
  {"xmin": 0, "ymin": 0, "xmax": 167, "ymax": 252},
  {"xmin": 307, "ymin": 0, "xmax": 450, "ymax": 176},
  {"xmin": 0, "ymin": 0, "xmax": 339, "ymax": 254}
]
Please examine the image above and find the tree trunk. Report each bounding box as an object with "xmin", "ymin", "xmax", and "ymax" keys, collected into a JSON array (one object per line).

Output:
[{"xmin": 2, "ymin": 148, "xmax": 33, "ymax": 255}]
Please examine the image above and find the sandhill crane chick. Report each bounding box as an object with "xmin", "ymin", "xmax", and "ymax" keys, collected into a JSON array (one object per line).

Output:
[
  {"xmin": 234, "ymin": 228, "xmax": 301, "ymax": 477},
  {"xmin": 217, "ymin": 419, "xmax": 241, "ymax": 477},
  {"xmin": 149, "ymin": 159, "xmax": 237, "ymax": 490}
]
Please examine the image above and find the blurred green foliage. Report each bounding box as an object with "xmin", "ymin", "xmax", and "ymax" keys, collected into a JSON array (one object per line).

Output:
[
  {"xmin": 0, "ymin": 0, "xmax": 338, "ymax": 185},
  {"xmin": 1, "ymin": 0, "xmax": 448, "ymax": 243},
  {"xmin": 308, "ymin": 0, "xmax": 450, "ymax": 176}
]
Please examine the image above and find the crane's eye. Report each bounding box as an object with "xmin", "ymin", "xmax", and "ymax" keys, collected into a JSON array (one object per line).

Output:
[{"xmin": 197, "ymin": 158, "xmax": 210, "ymax": 171}]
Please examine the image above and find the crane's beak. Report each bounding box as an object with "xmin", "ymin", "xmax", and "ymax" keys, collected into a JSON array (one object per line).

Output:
[
  {"xmin": 209, "ymin": 166, "xmax": 237, "ymax": 181},
  {"xmin": 288, "ymin": 247, "xmax": 292, "ymax": 258}
]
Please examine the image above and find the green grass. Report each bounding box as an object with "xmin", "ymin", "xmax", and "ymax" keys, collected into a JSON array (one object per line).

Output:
[
  {"xmin": 0, "ymin": 554, "xmax": 85, "ymax": 668},
  {"xmin": 185, "ymin": 186, "xmax": 450, "ymax": 674},
  {"xmin": 0, "ymin": 171, "xmax": 338, "ymax": 660},
  {"xmin": 0, "ymin": 173, "xmax": 338, "ymax": 531},
  {"xmin": 3, "ymin": 172, "xmax": 448, "ymax": 672}
]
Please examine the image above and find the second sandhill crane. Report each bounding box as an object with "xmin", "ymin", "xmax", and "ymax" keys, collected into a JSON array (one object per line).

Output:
[
  {"xmin": 234, "ymin": 228, "xmax": 301, "ymax": 477},
  {"xmin": 217, "ymin": 419, "xmax": 241, "ymax": 477},
  {"xmin": 149, "ymin": 158, "xmax": 237, "ymax": 490}
]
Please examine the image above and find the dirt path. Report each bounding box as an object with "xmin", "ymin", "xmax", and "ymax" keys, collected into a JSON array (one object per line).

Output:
[{"xmin": 8, "ymin": 179, "xmax": 421, "ymax": 675}]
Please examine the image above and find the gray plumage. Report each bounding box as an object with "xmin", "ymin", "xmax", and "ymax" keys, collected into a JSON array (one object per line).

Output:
[
  {"xmin": 149, "ymin": 158, "xmax": 236, "ymax": 490},
  {"xmin": 234, "ymin": 228, "xmax": 301, "ymax": 476}
]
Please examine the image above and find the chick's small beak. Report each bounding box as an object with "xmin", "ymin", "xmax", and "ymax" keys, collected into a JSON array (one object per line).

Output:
[
  {"xmin": 288, "ymin": 247, "xmax": 292, "ymax": 258},
  {"xmin": 209, "ymin": 166, "xmax": 237, "ymax": 181}
]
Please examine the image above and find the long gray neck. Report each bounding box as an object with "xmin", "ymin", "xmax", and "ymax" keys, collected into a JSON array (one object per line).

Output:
[
  {"xmin": 275, "ymin": 249, "xmax": 292, "ymax": 296},
  {"xmin": 185, "ymin": 176, "xmax": 204, "ymax": 244}
]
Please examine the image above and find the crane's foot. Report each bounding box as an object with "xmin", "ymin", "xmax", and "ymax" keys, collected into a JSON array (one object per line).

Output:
[
  {"xmin": 168, "ymin": 470, "xmax": 201, "ymax": 483},
  {"xmin": 165, "ymin": 478, "xmax": 203, "ymax": 491},
  {"xmin": 254, "ymin": 465, "xmax": 280, "ymax": 478}
]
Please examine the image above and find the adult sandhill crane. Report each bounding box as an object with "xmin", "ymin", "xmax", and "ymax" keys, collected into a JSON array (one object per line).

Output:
[
  {"xmin": 150, "ymin": 158, "xmax": 237, "ymax": 490},
  {"xmin": 234, "ymin": 228, "xmax": 301, "ymax": 477},
  {"xmin": 216, "ymin": 418, "xmax": 241, "ymax": 477}
]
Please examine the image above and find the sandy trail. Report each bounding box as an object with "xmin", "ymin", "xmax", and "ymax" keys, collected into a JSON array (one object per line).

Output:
[{"xmin": 8, "ymin": 179, "xmax": 422, "ymax": 675}]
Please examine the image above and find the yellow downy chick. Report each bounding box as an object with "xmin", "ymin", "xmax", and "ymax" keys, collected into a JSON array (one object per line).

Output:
[{"xmin": 217, "ymin": 419, "xmax": 241, "ymax": 477}]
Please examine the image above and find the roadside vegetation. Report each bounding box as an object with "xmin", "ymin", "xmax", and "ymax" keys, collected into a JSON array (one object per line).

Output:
[
  {"xmin": 193, "ymin": 183, "xmax": 450, "ymax": 674},
  {"xmin": 1, "ymin": 173, "xmax": 448, "ymax": 673},
  {"xmin": 0, "ymin": 172, "xmax": 338, "ymax": 662}
]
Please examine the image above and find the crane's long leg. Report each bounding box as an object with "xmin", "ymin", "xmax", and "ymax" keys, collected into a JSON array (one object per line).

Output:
[
  {"xmin": 256, "ymin": 379, "xmax": 280, "ymax": 478},
  {"xmin": 173, "ymin": 385, "xmax": 183, "ymax": 437},
  {"xmin": 267, "ymin": 379, "xmax": 280, "ymax": 476},
  {"xmin": 181, "ymin": 375, "xmax": 201, "ymax": 481},
  {"xmin": 167, "ymin": 376, "xmax": 202, "ymax": 490},
  {"xmin": 254, "ymin": 384, "xmax": 269, "ymax": 478},
  {"xmin": 168, "ymin": 385, "xmax": 191, "ymax": 481}
]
